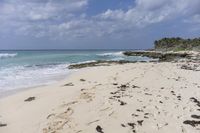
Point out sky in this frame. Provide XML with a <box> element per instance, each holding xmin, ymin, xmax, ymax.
<box><xmin>0</xmin><ymin>0</ymin><xmax>200</xmax><ymax>50</ymax></box>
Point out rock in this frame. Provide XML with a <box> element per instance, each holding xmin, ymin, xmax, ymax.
<box><xmin>145</xmin><ymin>93</ymin><xmax>152</xmax><ymax>96</ymax></box>
<box><xmin>137</xmin><ymin>120</ymin><xmax>144</xmax><ymax>126</ymax></box>
<box><xmin>136</xmin><ymin>109</ymin><xmax>143</xmax><ymax>112</ymax></box>
<box><xmin>119</xmin><ymin>84</ymin><xmax>129</xmax><ymax>88</ymax></box>
<box><xmin>132</xmin><ymin>85</ymin><xmax>140</xmax><ymax>88</ymax></box>
<box><xmin>121</xmin><ymin>124</ymin><xmax>126</xmax><ymax>127</ymax></box>
<box><xmin>0</xmin><ymin>123</ymin><xmax>7</xmax><ymax>127</ymax></box>
<box><xmin>132</xmin><ymin>114</ymin><xmax>139</xmax><ymax>117</ymax></box>
<box><xmin>181</xmin><ymin>64</ymin><xmax>200</xmax><ymax>71</ymax></box>
<box><xmin>191</xmin><ymin>115</ymin><xmax>200</xmax><ymax>119</ymax></box>
<box><xmin>183</xmin><ymin>120</ymin><xmax>200</xmax><ymax>127</ymax></box>
<box><xmin>177</xmin><ymin>96</ymin><xmax>181</xmax><ymax>100</ymax></box>
<box><xmin>120</xmin><ymin>101</ymin><xmax>127</xmax><ymax>106</ymax></box>
<box><xmin>113</xmin><ymin>83</ymin><xmax>118</xmax><ymax>86</ymax></box>
<box><xmin>123</xmin><ymin>51</ymin><xmax>189</xmax><ymax>61</ymax></box>
<box><xmin>80</xmin><ymin>79</ymin><xmax>86</xmax><ymax>82</ymax></box>
<box><xmin>123</xmin><ymin>51</ymin><xmax>163</xmax><ymax>59</ymax></box>
<box><xmin>68</xmin><ymin>60</ymin><xmax>135</xmax><ymax>69</ymax></box>
<box><xmin>64</xmin><ymin>83</ymin><xmax>74</xmax><ymax>86</ymax></box>
<box><xmin>190</xmin><ymin>97</ymin><xmax>200</xmax><ymax>107</ymax></box>
<box><xmin>24</xmin><ymin>97</ymin><xmax>35</xmax><ymax>102</ymax></box>
<box><xmin>127</xmin><ymin>123</ymin><xmax>136</xmax><ymax>129</ymax></box>
<box><xmin>96</xmin><ymin>125</ymin><xmax>104</xmax><ymax>133</ymax></box>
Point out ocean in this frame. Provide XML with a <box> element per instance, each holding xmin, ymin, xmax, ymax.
<box><xmin>0</xmin><ymin>50</ymin><xmax>150</xmax><ymax>95</ymax></box>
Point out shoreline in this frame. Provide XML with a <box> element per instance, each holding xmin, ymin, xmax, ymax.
<box><xmin>1</xmin><ymin>61</ymin><xmax>200</xmax><ymax>133</ymax></box>
<box><xmin>0</xmin><ymin>68</ymin><xmax>77</xmax><ymax>99</ymax></box>
<box><xmin>0</xmin><ymin>59</ymin><xmax>154</xmax><ymax>99</ymax></box>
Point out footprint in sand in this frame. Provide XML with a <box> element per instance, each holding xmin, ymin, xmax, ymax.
<box><xmin>79</xmin><ymin>92</ymin><xmax>95</xmax><ymax>102</ymax></box>
<box><xmin>43</xmin><ymin>107</ymin><xmax>74</xmax><ymax>133</ymax></box>
<box><xmin>59</xmin><ymin>101</ymin><xmax>78</xmax><ymax>108</ymax></box>
<box><xmin>43</xmin><ymin>100</ymin><xmax>79</xmax><ymax>133</ymax></box>
<box><xmin>156</xmin><ymin>122</ymin><xmax>169</xmax><ymax>130</ymax></box>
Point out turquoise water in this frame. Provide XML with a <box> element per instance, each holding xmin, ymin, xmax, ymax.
<box><xmin>0</xmin><ymin>50</ymin><xmax>149</xmax><ymax>94</ymax></box>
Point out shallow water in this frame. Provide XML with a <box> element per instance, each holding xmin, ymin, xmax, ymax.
<box><xmin>0</xmin><ymin>50</ymin><xmax>150</xmax><ymax>94</ymax></box>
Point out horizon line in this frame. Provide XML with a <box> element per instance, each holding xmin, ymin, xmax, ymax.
<box><xmin>0</xmin><ymin>48</ymin><xmax>150</xmax><ymax>51</ymax></box>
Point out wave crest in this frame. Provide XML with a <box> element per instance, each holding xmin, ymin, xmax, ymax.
<box><xmin>97</xmin><ymin>51</ymin><xmax>124</xmax><ymax>56</ymax></box>
<box><xmin>0</xmin><ymin>53</ymin><xmax>18</xmax><ymax>59</ymax></box>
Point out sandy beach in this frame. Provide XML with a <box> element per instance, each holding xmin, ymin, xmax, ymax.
<box><xmin>0</xmin><ymin>62</ymin><xmax>200</xmax><ymax>133</ymax></box>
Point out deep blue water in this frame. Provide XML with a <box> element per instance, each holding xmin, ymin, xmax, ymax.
<box><xmin>0</xmin><ymin>50</ymin><xmax>149</xmax><ymax>93</ymax></box>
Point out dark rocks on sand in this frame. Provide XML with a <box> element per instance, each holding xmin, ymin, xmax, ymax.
<box><xmin>121</xmin><ymin>124</ymin><xmax>126</xmax><ymax>127</ymax></box>
<box><xmin>181</xmin><ymin>64</ymin><xmax>194</xmax><ymax>71</ymax></box>
<box><xmin>0</xmin><ymin>123</ymin><xmax>7</xmax><ymax>127</ymax></box>
<box><xmin>113</xmin><ymin>83</ymin><xmax>118</xmax><ymax>86</ymax></box>
<box><xmin>113</xmin><ymin>96</ymin><xmax>120</xmax><ymax>99</ymax></box>
<box><xmin>181</xmin><ymin>64</ymin><xmax>200</xmax><ymax>71</ymax></box>
<box><xmin>132</xmin><ymin>85</ymin><xmax>140</xmax><ymax>88</ymax></box>
<box><xmin>132</xmin><ymin>114</ymin><xmax>139</xmax><ymax>117</ymax></box>
<box><xmin>191</xmin><ymin>115</ymin><xmax>200</xmax><ymax>119</ymax></box>
<box><xmin>123</xmin><ymin>51</ymin><xmax>189</xmax><ymax>61</ymax></box>
<box><xmin>183</xmin><ymin>120</ymin><xmax>200</xmax><ymax>127</ymax></box>
<box><xmin>64</xmin><ymin>83</ymin><xmax>74</xmax><ymax>86</ymax></box>
<box><xmin>127</xmin><ymin>122</ymin><xmax>136</xmax><ymax>129</ymax></box>
<box><xmin>171</xmin><ymin>91</ymin><xmax>176</xmax><ymax>96</ymax></box>
<box><xmin>177</xmin><ymin>96</ymin><xmax>181</xmax><ymax>100</ymax></box>
<box><xmin>96</xmin><ymin>125</ymin><xmax>104</xmax><ymax>133</ymax></box>
<box><xmin>190</xmin><ymin>97</ymin><xmax>200</xmax><ymax>107</ymax></box>
<box><xmin>137</xmin><ymin>120</ymin><xmax>144</xmax><ymax>126</ymax></box>
<box><xmin>145</xmin><ymin>93</ymin><xmax>152</xmax><ymax>96</ymax></box>
<box><xmin>119</xmin><ymin>84</ymin><xmax>129</xmax><ymax>88</ymax></box>
<box><xmin>120</xmin><ymin>101</ymin><xmax>127</xmax><ymax>106</ymax></box>
<box><xmin>24</xmin><ymin>97</ymin><xmax>35</xmax><ymax>102</ymax></box>
<box><xmin>80</xmin><ymin>79</ymin><xmax>86</xmax><ymax>82</ymax></box>
<box><xmin>68</xmin><ymin>60</ymin><xmax>134</xmax><ymax>69</ymax></box>
<box><xmin>136</xmin><ymin>109</ymin><xmax>143</xmax><ymax>112</ymax></box>
<box><xmin>127</xmin><ymin>122</ymin><xmax>136</xmax><ymax>132</ymax></box>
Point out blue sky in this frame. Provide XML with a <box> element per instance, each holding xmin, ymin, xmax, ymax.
<box><xmin>0</xmin><ymin>0</ymin><xmax>200</xmax><ymax>50</ymax></box>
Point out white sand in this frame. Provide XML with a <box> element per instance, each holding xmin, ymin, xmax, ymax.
<box><xmin>0</xmin><ymin>62</ymin><xmax>200</xmax><ymax>133</ymax></box>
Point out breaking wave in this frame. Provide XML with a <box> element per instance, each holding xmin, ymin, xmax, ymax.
<box><xmin>97</xmin><ymin>51</ymin><xmax>124</xmax><ymax>57</ymax></box>
<box><xmin>0</xmin><ymin>53</ymin><xmax>18</xmax><ymax>59</ymax></box>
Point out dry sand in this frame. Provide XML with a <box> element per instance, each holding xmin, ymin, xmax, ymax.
<box><xmin>0</xmin><ymin>62</ymin><xmax>200</xmax><ymax>133</ymax></box>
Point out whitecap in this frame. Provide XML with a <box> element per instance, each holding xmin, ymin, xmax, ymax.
<box><xmin>0</xmin><ymin>53</ymin><xmax>18</xmax><ymax>59</ymax></box>
<box><xmin>97</xmin><ymin>51</ymin><xmax>124</xmax><ymax>57</ymax></box>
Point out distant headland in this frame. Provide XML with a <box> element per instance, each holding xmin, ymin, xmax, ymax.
<box><xmin>154</xmin><ymin>37</ymin><xmax>200</xmax><ymax>51</ymax></box>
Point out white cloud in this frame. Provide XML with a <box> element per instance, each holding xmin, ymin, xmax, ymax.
<box><xmin>0</xmin><ymin>0</ymin><xmax>88</xmax><ymax>21</ymax></box>
<box><xmin>0</xmin><ymin>0</ymin><xmax>200</xmax><ymax>39</ymax></box>
<box><xmin>99</xmin><ymin>0</ymin><xmax>200</xmax><ymax>27</ymax></box>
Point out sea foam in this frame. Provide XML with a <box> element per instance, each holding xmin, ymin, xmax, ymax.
<box><xmin>0</xmin><ymin>53</ymin><xmax>18</xmax><ymax>59</ymax></box>
<box><xmin>97</xmin><ymin>51</ymin><xmax>124</xmax><ymax>56</ymax></box>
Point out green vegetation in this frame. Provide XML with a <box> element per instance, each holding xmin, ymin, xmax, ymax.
<box><xmin>154</xmin><ymin>37</ymin><xmax>200</xmax><ymax>51</ymax></box>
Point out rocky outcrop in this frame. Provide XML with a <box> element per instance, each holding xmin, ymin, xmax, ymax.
<box><xmin>123</xmin><ymin>51</ymin><xmax>163</xmax><ymax>58</ymax></box>
<box><xmin>123</xmin><ymin>51</ymin><xmax>189</xmax><ymax>61</ymax></box>
<box><xmin>68</xmin><ymin>60</ymin><xmax>136</xmax><ymax>69</ymax></box>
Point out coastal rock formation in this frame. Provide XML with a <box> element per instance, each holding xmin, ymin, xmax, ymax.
<box><xmin>68</xmin><ymin>60</ymin><xmax>135</xmax><ymax>69</ymax></box>
<box><xmin>123</xmin><ymin>51</ymin><xmax>189</xmax><ymax>61</ymax></box>
<box><xmin>123</xmin><ymin>37</ymin><xmax>200</xmax><ymax>62</ymax></box>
